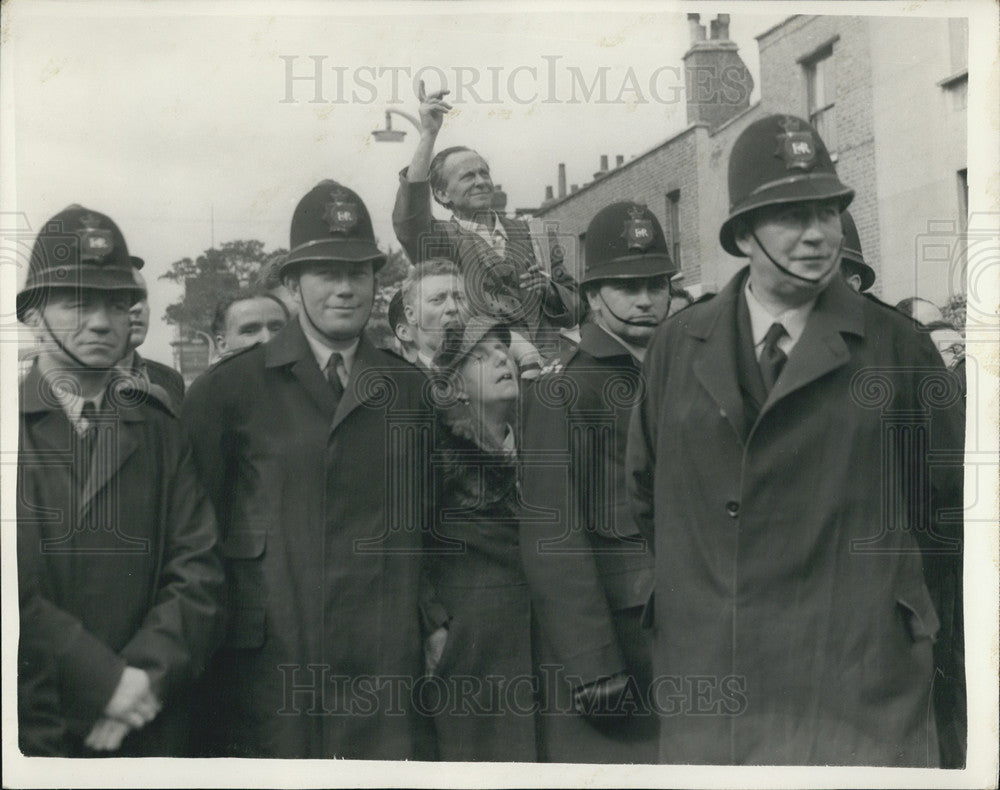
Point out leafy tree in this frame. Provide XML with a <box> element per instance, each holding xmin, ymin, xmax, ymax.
<box><xmin>160</xmin><ymin>241</ymin><xmax>287</xmax><ymax>340</ymax></box>
<box><xmin>161</xmin><ymin>239</ymin><xmax>411</xmax><ymax>346</ymax></box>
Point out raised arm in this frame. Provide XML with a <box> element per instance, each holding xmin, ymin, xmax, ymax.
<box><xmin>392</xmin><ymin>82</ymin><xmax>453</xmax><ymax>263</ymax></box>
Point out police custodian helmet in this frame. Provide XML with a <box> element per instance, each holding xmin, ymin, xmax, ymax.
<box><xmin>582</xmin><ymin>201</ymin><xmax>678</xmax><ymax>284</ymax></box>
<box><xmin>719</xmin><ymin>114</ymin><xmax>854</xmax><ymax>258</ymax></box>
<box><xmin>280</xmin><ymin>180</ymin><xmax>386</xmax><ymax>277</ymax></box>
<box><xmin>839</xmin><ymin>209</ymin><xmax>875</xmax><ymax>291</ymax></box>
<box><xmin>16</xmin><ymin>204</ymin><xmax>145</xmax><ymax>322</ymax></box>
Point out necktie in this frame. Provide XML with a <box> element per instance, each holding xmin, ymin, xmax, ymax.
<box><xmin>759</xmin><ymin>322</ymin><xmax>787</xmax><ymax>392</ymax></box>
<box><xmin>77</xmin><ymin>401</ymin><xmax>99</xmax><ymax>464</ymax></box>
<box><xmin>325</xmin><ymin>352</ymin><xmax>345</xmax><ymax>400</ymax></box>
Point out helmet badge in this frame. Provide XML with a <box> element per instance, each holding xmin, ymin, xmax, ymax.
<box><xmin>78</xmin><ymin>213</ymin><xmax>115</xmax><ymax>263</ymax></box>
<box><xmin>622</xmin><ymin>203</ymin><xmax>654</xmax><ymax>252</ymax></box>
<box><xmin>323</xmin><ymin>188</ymin><xmax>359</xmax><ymax>235</ymax></box>
<box><xmin>775</xmin><ymin>116</ymin><xmax>817</xmax><ymax>172</ymax></box>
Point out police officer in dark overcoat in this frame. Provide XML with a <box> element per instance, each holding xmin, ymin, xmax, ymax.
<box><xmin>17</xmin><ymin>205</ymin><xmax>224</xmax><ymax>756</ymax></box>
<box><xmin>520</xmin><ymin>202</ymin><xmax>675</xmax><ymax>762</ymax></box>
<box><xmin>182</xmin><ymin>181</ymin><xmax>441</xmax><ymax>759</ymax></box>
<box><xmin>627</xmin><ymin>115</ymin><xmax>964</xmax><ymax>765</ymax></box>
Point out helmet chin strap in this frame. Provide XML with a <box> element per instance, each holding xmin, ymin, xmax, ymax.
<box><xmin>751</xmin><ymin>231</ymin><xmax>844</xmax><ymax>285</ymax></box>
<box><xmin>596</xmin><ymin>291</ymin><xmax>659</xmax><ymax>327</ymax></box>
<box><xmin>40</xmin><ymin>313</ymin><xmax>123</xmax><ymax>372</ymax></box>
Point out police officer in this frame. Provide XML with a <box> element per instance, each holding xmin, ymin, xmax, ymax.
<box><xmin>181</xmin><ymin>181</ymin><xmax>439</xmax><ymax>759</ymax></box>
<box><xmin>839</xmin><ymin>210</ymin><xmax>876</xmax><ymax>292</ymax></box>
<box><xmin>118</xmin><ymin>267</ymin><xmax>186</xmax><ymax>409</ymax></box>
<box><xmin>627</xmin><ymin>115</ymin><xmax>964</xmax><ymax>765</ymax></box>
<box><xmin>17</xmin><ymin>205</ymin><xmax>223</xmax><ymax>756</ymax></box>
<box><xmin>520</xmin><ymin>202</ymin><xmax>674</xmax><ymax>763</ymax></box>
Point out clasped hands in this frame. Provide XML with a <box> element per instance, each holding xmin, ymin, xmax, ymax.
<box><xmin>84</xmin><ymin>666</ymin><xmax>161</xmax><ymax>752</ymax></box>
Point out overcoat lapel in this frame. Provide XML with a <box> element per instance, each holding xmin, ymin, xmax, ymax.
<box><xmin>331</xmin><ymin>336</ymin><xmax>385</xmax><ymax>435</ymax></box>
<box><xmin>760</xmin><ymin>275</ymin><xmax>865</xmax><ymax>418</ymax></box>
<box><xmin>79</xmin><ymin>401</ymin><xmax>141</xmax><ymax>521</ymax></box>
<box><xmin>687</xmin><ymin>270</ymin><xmax>750</xmax><ymax>442</ymax></box>
<box><xmin>265</xmin><ymin>320</ymin><xmax>340</xmax><ymax>420</ymax></box>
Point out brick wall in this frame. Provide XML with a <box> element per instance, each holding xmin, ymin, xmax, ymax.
<box><xmin>534</xmin><ymin>126</ymin><xmax>702</xmax><ymax>284</ymax></box>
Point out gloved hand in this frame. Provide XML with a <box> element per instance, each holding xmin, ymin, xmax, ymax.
<box><xmin>572</xmin><ymin>673</ymin><xmax>635</xmax><ymax>718</ymax></box>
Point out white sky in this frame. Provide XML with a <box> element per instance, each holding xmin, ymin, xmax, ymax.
<box><xmin>3</xmin><ymin>1</ymin><xmax>787</xmax><ymax>363</ymax></box>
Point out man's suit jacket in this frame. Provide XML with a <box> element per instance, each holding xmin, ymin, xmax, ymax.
<box><xmin>392</xmin><ymin>171</ymin><xmax>579</xmax><ymax>351</ymax></box>
<box><xmin>627</xmin><ymin>269</ymin><xmax>964</xmax><ymax>766</ymax></box>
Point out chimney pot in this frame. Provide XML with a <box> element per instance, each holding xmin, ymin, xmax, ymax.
<box><xmin>687</xmin><ymin>13</ymin><xmax>705</xmax><ymax>43</ymax></box>
<box><xmin>558</xmin><ymin>163</ymin><xmax>567</xmax><ymax>198</ymax></box>
<box><xmin>600</xmin><ymin>154</ymin><xmax>609</xmax><ymax>171</ymax></box>
<box><xmin>616</xmin><ymin>155</ymin><xmax>624</xmax><ymax>167</ymax></box>
<box><xmin>544</xmin><ymin>185</ymin><xmax>554</xmax><ymax>201</ymax></box>
<box><xmin>571</xmin><ymin>184</ymin><xmax>579</xmax><ymax>194</ymax></box>
<box><xmin>717</xmin><ymin>14</ymin><xmax>730</xmax><ymax>40</ymax></box>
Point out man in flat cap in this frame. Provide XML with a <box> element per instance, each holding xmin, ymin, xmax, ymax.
<box><xmin>182</xmin><ymin>181</ymin><xmax>439</xmax><ymax>759</ymax></box>
<box><xmin>627</xmin><ymin>115</ymin><xmax>964</xmax><ymax>766</ymax></box>
<box><xmin>16</xmin><ymin>205</ymin><xmax>223</xmax><ymax>756</ymax></box>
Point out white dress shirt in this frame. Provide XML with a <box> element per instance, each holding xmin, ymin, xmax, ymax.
<box><xmin>744</xmin><ymin>278</ymin><xmax>816</xmax><ymax>360</ymax></box>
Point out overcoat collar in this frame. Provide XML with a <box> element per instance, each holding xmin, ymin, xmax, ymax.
<box><xmin>264</xmin><ymin>317</ymin><xmax>388</xmax><ymax>435</ymax></box>
<box><xmin>578</xmin><ymin>321</ymin><xmax>638</xmax><ymax>362</ymax></box>
<box><xmin>20</xmin><ymin>362</ymin><xmax>146</xmax><ymax>519</ymax></box>
<box><xmin>686</xmin><ymin>267</ymin><xmax>865</xmax><ymax>440</ymax></box>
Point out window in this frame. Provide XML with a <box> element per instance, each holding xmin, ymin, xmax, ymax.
<box><xmin>803</xmin><ymin>44</ymin><xmax>837</xmax><ymax>155</ymax></box>
<box><xmin>665</xmin><ymin>190</ymin><xmax>681</xmax><ymax>269</ymax></box>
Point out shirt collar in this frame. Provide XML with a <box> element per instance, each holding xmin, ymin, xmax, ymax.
<box><xmin>302</xmin><ymin>328</ymin><xmax>359</xmax><ymax>377</ymax></box>
<box><xmin>50</xmin><ymin>380</ymin><xmax>105</xmax><ymax>431</ymax></box>
<box><xmin>744</xmin><ymin>277</ymin><xmax>816</xmax><ymax>350</ymax></box>
<box><xmin>591</xmin><ymin>321</ymin><xmax>647</xmax><ymax>362</ymax></box>
<box><xmin>416</xmin><ymin>350</ymin><xmax>437</xmax><ymax>371</ymax></box>
<box><xmin>453</xmin><ymin>211</ymin><xmax>507</xmax><ymax>240</ymax></box>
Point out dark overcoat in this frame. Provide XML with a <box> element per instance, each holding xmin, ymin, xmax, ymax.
<box><xmin>425</xmin><ymin>418</ymin><xmax>536</xmax><ymax>761</ymax></box>
<box><xmin>17</xmin><ymin>364</ymin><xmax>224</xmax><ymax>756</ymax></box>
<box><xmin>520</xmin><ymin>322</ymin><xmax>658</xmax><ymax>763</ymax></box>
<box><xmin>181</xmin><ymin>320</ymin><xmax>438</xmax><ymax>759</ymax></box>
<box><xmin>626</xmin><ymin>269</ymin><xmax>964</xmax><ymax>766</ymax></box>
<box><xmin>134</xmin><ymin>351</ymin><xmax>186</xmax><ymax>411</ymax></box>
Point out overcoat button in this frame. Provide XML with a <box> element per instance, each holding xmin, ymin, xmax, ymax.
<box><xmin>726</xmin><ymin>501</ymin><xmax>740</xmax><ymax>517</ymax></box>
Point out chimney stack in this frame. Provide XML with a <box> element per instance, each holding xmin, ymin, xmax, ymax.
<box><xmin>615</xmin><ymin>154</ymin><xmax>624</xmax><ymax>167</ymax></box>
<box><xmin>687</xmin><ymin>14</ymin><xmax>705</xmax><ymax>42</ymax></box>
<box><xmin>571</xmin><ymin>184</ymin><xmax>579</xmax><ymax>194</ymax></box>
<box><xmin>558</xmin><ymin>163</ymin><xmax>567</xmax><ymax>198</ymax></box>
<box><xmin>544</xmin><ymin>185</ymin><xmax>554</xmax><ymax>202</ymax></box>
<box><xmin>594</xmin><ymin>154</ymin><xmax>610</xmax><ymax>180</ymax></box>
<box><xmin>491</xmin><ymin>184</ymin><xmax>507</xmax><ymax>212</ymax></box>
<box><xmin>682</xmin><ymin>13</ymin><xmax>753</xmax><ymax>131</ymax></box>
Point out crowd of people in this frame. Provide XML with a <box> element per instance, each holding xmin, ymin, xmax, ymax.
<box><xmin>17</xmin><ymin>97</ymin><xmax>966</xmax><ymax>767</ymax></box>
